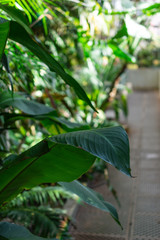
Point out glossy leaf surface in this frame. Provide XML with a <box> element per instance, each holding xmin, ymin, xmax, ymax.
<box><xmin>50</xmin><ymin>126</ymin><xmax>131</xmax><ymax>176</ymax></box>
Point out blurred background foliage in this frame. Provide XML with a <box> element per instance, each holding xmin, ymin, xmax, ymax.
<box><xmin>0</xmin><ymin>0</ymin><xmax>160</xmax><ymax>238</ymax></box>
<box><xmin>0</xmin><ymin>185</ymin><xmax>79</xmax><ymax>239</ymax></box>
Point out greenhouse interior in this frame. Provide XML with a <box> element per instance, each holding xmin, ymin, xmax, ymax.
<box><xmin>0</xmin><ymin>0</ymin><xmax>160</xmax><ymax>239</ymax></box>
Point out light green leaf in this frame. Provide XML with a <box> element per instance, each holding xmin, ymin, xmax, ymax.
<box><xmin>0</xmin><ymin>21</ymin><xmax>9</xmax><ymax>61</ymax></box>
<box><xmin>108</xmin><ymin>41</ymin><xmax>136</xmax><ymax>63</ymax></box>
<box><xmin>59</xmin><ymin>180</ymin><xmax>122</xmax><ymax>227</ymax></box>
<box><xmin>50</xmin><ymin>126</ymin><xmax>131</xmax><ymax>176</ymax></box>
<box><xmin>0</xmin><ymin>222</ymin><xmax>56</xmax><ymax>240</ymax></box>
<box><xmin>142</xmin><ymin>3</ymin><xmax>160</xmax><ymax>15</ymax></box>
<box><xmin>0</xmin><ymin>91</ymin><xmax>53</xmax><ymax>115</ymax></box>
<box><xmin>0</xmin><ymin>3</ymin><xmax>32</xmax><ymax>35</ymax></box>
<box><xmin>8</xmin><ymin>21</ymin><xmax>96</xmax><ymax>112</ymax></box>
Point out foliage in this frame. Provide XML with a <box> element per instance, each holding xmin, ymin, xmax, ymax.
<box><xmin>0</xmin><ymin>3</ymin><xmax>131</xmax><ymax>237</ymax></box>
<box><xmin>0</xmin><ymin>186</ymin><xmax>75</xmax><ymax>238</ymax></box>
<box><xmin>137</xmin><ymin>45</ymin><xmax>160</xmax><ymax>67</ymax></box>
<box><xmin>0</xmin><ymin>0</ymin><xmax>158</xmax><ymax>239</ymax></box>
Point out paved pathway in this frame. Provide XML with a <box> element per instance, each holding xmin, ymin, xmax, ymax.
<box><xmin>71</xmin><ymin>91</ymin><xmax>160</xmax><ymax>240</ymax></box>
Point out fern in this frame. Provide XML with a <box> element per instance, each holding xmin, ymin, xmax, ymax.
<box><xmin>6</xmin><ymin>186</ymin><xmax>77</xmax><ymax>207</ymax></box>
<box><xmin>0</xmin><ymin>206</ymin><xmax>68</xmax><ymax>237</ymax></box>
<box><xmin>0</xmin><ymin>0</ymin><xmax>73</xmax><ymax>35</ymax></box>
<box><xmin>0</xmin><ymin>186</ymin><xmax>76</xmax><ymax>238</ymax></box>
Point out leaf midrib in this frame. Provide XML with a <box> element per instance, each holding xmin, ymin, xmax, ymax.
<box><xmin>0</xmin><ymin>143</ymin><xmax>58</xmax><ymax>204</ymax></box>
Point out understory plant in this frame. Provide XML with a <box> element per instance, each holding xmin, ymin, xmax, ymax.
<box><xmin>0</xmin><ymin>186</ymin><xmax>76</xmax><ymax>239</ymax></box>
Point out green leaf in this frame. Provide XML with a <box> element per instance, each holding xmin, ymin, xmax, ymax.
<box><xmin>48</xmin><ymin>116</ymin><xmax>90</xmax><ymax>132</ymax></box>
<box><xmin>34</xmin><ymin>114</ymin><xmax>89</xmax><ymax>131</ymax></box>
<box><xmin>0</xmin><ymin>140</ymin><xmax>95</xmax><ymax>205</ymax></box>
<box><xmin>113</xmin><ymin>23</ymin><xmax>128</xmax><ymax>39</ymax></box>
<box><xmin>8</xmin><ymin>21</ymin><xmax>96</xmax><ymax>112</ymax></box>
<box><xmin>59</xmin><ymin>180</ymin><xmax>122</xmax><ymax>227</ymax></box>
<box><xmin>50</xmin><ymin>126</ymin><xmax>131</xmax><ymax>176</ymax></box>
<box><xmin>2</xmin><ymin>111</ymin><xmax>89</xmax><ymax>133</ymax></box>
<box><xmin>0</xmin><ymin>127</ymin><xmax>130</xmax><ymax>205</ymax></box>
<box><xmin>142</xmin><ymin>3</ymin><xmax>160</xmax><ymax>15</ymax></box>
<box><xmin>0</xmin><ymin>222</ymin><xmax>56</xmax><ymax>240</ymax></box>
<box><xmin>108</xmin><ymin>41</ymin><xmax>136</xmax><ymax>63</ymax></box>
<box><xmin>0</xmin><ymin>21</ymin><xmax>10</xmax><ymax>61</ymax></box>
<box><xmin>2</xmin><ymin>112</ymin><xmax>89</xmax><ymax>133</ymax></box>
<box><xmin>0</xmin><ymin>91</ymin><xmax>53</xmax><ymax>115</ymax></box>
<box><xmin>0</xmin><ymin>4</ymin><xmax>32</xmax><ymax>35</ymax></box>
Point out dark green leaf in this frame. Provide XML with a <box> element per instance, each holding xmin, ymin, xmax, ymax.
<box><xmin>0</xmin><ymin>236</ymin><xmax>8</xmax><ymax>240</ymax></box>
<box><xmin>0</xmin><ymin>4</ymin><xmax>32</xmax><ymax>35</ymax></box>
<box><xmin>50</xmin><ymin>116</ymin><xmax>90</xmax><ymax>131</ymax></box>
<box><xmin>59</xmin><ymin>180</ymin><xmax>122</xmax><ymax>227</ymax></box>
<box><xmin>50</xmin><ymin>126</ymin><xmax>131</xmax><ymax>176</ymax></box>
<box><xmin>8</xmin><ymin>21</ymin><xmax>96</xmax><ymax>111</ymax></box>
<box><xmin>0</xmin><ymin>140</ymin><xmax>95</xmax><ymax>205</ymax></box>
<box><xmin>0</xmin><ymin>91</ymin><xmax>53</xmax><ymax>115</ymax></box>
<box><xmin>0</xmin><ymin>21</ymin><xmax>10</xmax><ymax>61</ymax></box>
<box><xmin>0</xmin><ymin>222</ymin><xmax>56</xmax><ymax>240</ymax></box>
<box><xmin>3</xmin><ymin>112</ymin><xmax>89</xmax><ymax>132</ymax></box>
<box><xmin>1</xmin><ymin>53</ymin><xmax>10</xmax><ymax>73</ymax></box>
<box><xmin>113</xmin><ymin>23</ymin><xmax>128</xmax><ymax>39</ymax></box>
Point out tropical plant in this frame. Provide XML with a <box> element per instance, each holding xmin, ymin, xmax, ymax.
<box><xmin>0</xmin><ymin>0</ymin><xmax>158</xmax><ymax>239</ymax></box>
<box><xmin>0</xmin><ymin>3</ymin><xmax>131</xmax><ymax>238</ymax></box>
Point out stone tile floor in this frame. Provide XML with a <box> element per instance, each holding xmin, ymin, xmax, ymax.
<box><xmin>70</xmin><ymin>91</ymin><xmax>160</xmax><ymax>240</ymax></box>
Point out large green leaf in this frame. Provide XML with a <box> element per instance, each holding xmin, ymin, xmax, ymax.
<box><xmin>0</xmin><ymin>91</ymin><xmax>53</xmax><ymax>115</ymax></box>
<box><xmin>0</xmin><ymin>222</ymin><xmax>56</xmax><ymax>240</ymax></box>
<box><xmin>0</xmin><ymin>127</ymin><xmax>130</xmax><ymax>227</ymax></box>
<box><xmin>8</xmin><ymin>20</ymin><xmax>96</xmax><ymax>111</ymax></box>
<box><xmin>0</xmin><ymin>3</ymin><xmax>32</xmax><ymax>35</ymax></box>
<box><xmin>0</xmin><ymin>21</ymin><xmax>9</xmax><ymax>61</ymax></box>
<box><xmin>0</xmin><ymin>140</ymin><xmax>95</xmax><ymax>205</ymax></box>
<box><xmin>59</xmin><ymin>180</ymin><xmax>122</xmax><ymax>227</ymax></box>
<box><xmin>50</xmin><ymin>126</ymin><xmax>131</xmax><ymax>176</ymax></box>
